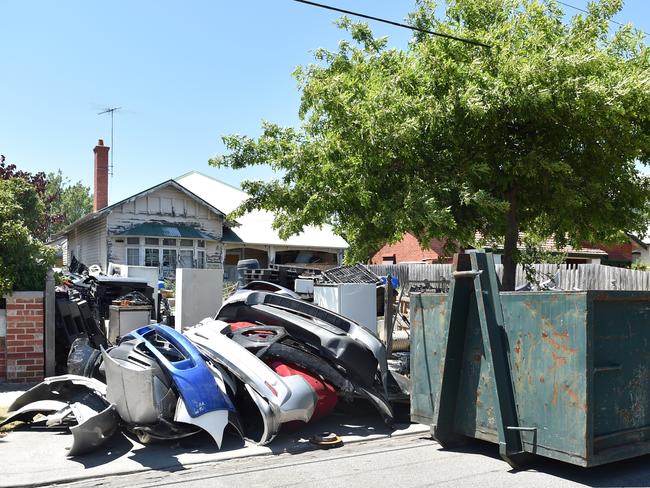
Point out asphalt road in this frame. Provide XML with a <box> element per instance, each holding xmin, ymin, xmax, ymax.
<box><xmin>54</xmin><ymin>433</ymin><xmax>650</xmax><ymax>488</ymax></box>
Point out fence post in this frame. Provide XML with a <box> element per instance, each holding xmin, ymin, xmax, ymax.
<box><xmin>44</xmin><ymin>269</ymin><xmax>56</xmax><ymax>377</ymax></box>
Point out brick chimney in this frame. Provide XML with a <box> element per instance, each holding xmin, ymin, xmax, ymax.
<box><xmin>93</xmin><ymin>139</ymin><xmax>109</xmax><ymax>211</ymax></box>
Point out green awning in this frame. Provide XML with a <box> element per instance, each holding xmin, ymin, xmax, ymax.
<box><xmin>221</xmin><ymin>226</ymin><xmax>243</xmax><ymax>243</ymax></box>
<box><xmin>114</xmin><ymin>223</ymin><xmax>218</xmax><ymax>241</ymax></box>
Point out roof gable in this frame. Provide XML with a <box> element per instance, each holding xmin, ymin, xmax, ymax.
<box><xmin>57</xmin><ymin>179</ymin><xmax>230</xmax><ymax>238</ymax></box>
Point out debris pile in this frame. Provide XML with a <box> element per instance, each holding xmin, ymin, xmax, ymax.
<box><xmin>0</xmin><ymin>291</ymin><xmax>397</xmax><ymax>456</ymax></box>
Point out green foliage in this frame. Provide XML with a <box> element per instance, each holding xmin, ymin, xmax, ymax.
<box><xmin>631</xmin><ymin>261</ymin><xmax>648</xmax><ymax>271</ymax></box>
<box><xmin>0</xmin><ymin>178</ymin><xmax>55</xmax><ymax>295</ymax></box>
<box><xmin>516</xmin><ymin>236</ymin><xmax>568</xmax><ymax>286</ymax></box>
<box><xmin>212</xmin><ymin>0</ymin><xmax>650</xmax><ymax>289</ymax></box>
<box><xmin>45</xmin><ymin>170</ymin><xmax>93</xmax><ymax>237</ymax></box>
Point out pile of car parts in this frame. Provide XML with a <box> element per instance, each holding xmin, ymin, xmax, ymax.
<box><xmin>0</xmin><ymin>376</ymin><xmax>118</xmax><ymax>456</ymax></box>
<box><xmin>3</xmin><ymin>291</ymin><xmax>396</xmax><ymax>457</ymax></box>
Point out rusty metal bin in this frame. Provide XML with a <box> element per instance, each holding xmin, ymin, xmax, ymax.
<box><xmin>411</xmin><ymin>252</ymin><xmax>650</xmax><ymax>467</ymax></box>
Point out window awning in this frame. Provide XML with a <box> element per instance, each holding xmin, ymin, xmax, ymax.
<box><xmin>113</xmin><ymin>223</ymin><xmax>219</xmax><ymax>241</ymax></box>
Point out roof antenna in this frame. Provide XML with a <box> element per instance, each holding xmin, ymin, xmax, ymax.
<box><xmin>97</xmin><ymin>107</ymin><xmax>121</xmax><ymax>177</ymax></box>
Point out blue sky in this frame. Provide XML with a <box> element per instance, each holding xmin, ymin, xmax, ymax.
<box><xmin>1</xmin><ymin>0</ymin><xmax>648</xmax><ymax>204</ymax></box>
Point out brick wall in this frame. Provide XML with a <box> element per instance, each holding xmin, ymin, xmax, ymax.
<box><xmin>0</xmin><ymin>336</ymin><xmax>6</xmax><ymax>381</ymax></box>
<box><xmin>2</xmin><ymin>292</ymin><xmax>44</xmax><ymax>383</ymax></box>
<box><xmin>371</xmin><ymin>233</ymin><xmax>452</xmax><ymax>264</ymax></box>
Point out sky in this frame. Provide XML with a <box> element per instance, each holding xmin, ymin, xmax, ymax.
<box><xmin>1</xmin><ymin>0</ymin><xmax>648</xmax><ymax>205</ymax></box>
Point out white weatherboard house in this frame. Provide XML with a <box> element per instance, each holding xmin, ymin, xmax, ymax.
<box><xmin>56</xmin><ymin>141</ymin><xmax>348</xmax><ymax>280</ymax></box>
<box><xmin>175</xmin><ymin>171</ymin><xmax>349</xmax><ymax>279</ymax></box>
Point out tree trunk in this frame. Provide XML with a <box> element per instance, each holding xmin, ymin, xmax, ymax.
<box><xmin>501</xmin><ymin>190</ymin><xmax>519</xmax><ymax>291</ymax></box>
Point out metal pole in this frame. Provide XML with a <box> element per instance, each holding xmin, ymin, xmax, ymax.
<box><xmin>44</xmin><ymin>269</ymin><xmax>56</xmax><ymax>377</ymax></box>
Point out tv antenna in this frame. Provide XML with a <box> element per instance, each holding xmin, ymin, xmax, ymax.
<box><xmin>97</xmin><ymin>107</ymin><xmax>121</xmax><ymax>177</ymax></box>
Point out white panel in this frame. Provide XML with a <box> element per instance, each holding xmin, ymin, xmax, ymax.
<box><xmin>185</xmin><ymin>200</ymin><xmax>196</xmax><ymax>217</ymax></box>
<box><xmin>135</xmin><ymin>197</ymin><xmax>147</xmax><ymax>213</ymax></box>
<box><xmin>176</xmin><ymin>268</ymin><xmax>223</xmax><ymax>330</ymax></box>
<box><xmin>148</xmin><ymin>196</ymin><xmax>161</xmax><ymax>214</ymax></box>
<box><xmin>313</xmin><ymin>285</ymin><xmax>341</xmax><ymax>313</ymax></box>
<box><xmin>314</xmin><ymin>283</ymin><xmax>376</xmax><ymax>332</ymax></box>
<box><xmin>172</xmin><ymin>198</ymin><xmax>185</xmax><ymax>215</ymax></box>
<box><xmin>339</xmin><ymin>283</ymin><xmax>376</xmax><ymax>332</ymax></box>
<box><xmin>123</xmin><ymin>201</ymin><xmax>135</xmax><ymax>213</ymax></box>
<box><xmin>161</xmin><ymin>198</ymin><xmax>173</xmax><ymax>214</ymax></box>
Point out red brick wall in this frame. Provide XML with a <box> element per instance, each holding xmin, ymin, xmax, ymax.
<box><xmin>371</xmin><ymin>233</ymin><xmax>453</xmax><ymax>264</ymax></box>
<box><xmin>0</xmin><ymin>335</ymin><xmax>6</xmax><ymax>381</ymax></box>
<box><xmin>2</xmin><ymin>292</ymin><xmax>44</xmax><ymax>383</ymax></box>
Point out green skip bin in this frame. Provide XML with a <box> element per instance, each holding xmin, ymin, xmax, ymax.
<box><xmin>410</xmin><ymin>251</ymin><xmax>650</xmax><ymax>467</ymax></box>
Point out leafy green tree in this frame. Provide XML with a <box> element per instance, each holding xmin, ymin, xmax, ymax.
<box><xmin>0</xmin><ymin>178</ymin><xmax>55</xmax><ymax>295</ymax></box>
<box><xmin>0</xmin><ymin>155</ymin><xmax>51</xmax><ymax>240</ymax></box>
<box><xmin>212</xmin><ymin>0</ymin><xmax>650</xmax><ymax>289</ymax></box>
<box><xmin>45</xmin><ymin>170</ymin><xmax>93</xmax><ymax>237</ymax></box>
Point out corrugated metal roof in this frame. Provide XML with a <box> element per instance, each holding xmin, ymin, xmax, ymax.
<box><xmin>175</xmin><ymin>171</ymin><xmax>349</xmax><ymax>250</ymax></box>
<box><xmin>221</xmin><ymin>226</ymin><xmax>243</xmax><ymax>243</ymax></box>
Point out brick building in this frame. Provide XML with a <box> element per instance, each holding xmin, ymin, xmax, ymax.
<box><xmin>371</xmin><ymin>233</ymin><xmax>452</xmax><ymax>264</ymax></box>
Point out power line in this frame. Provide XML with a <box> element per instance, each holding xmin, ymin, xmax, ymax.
<box><xmin>291</xmin><ymin>0</ymin><xmax>491</xmax><ymax>49</ymax></box>
<box><xmin>557</xmin><ymin>1</ymin><xmax>649</xmax><ymax>37</ymax></box>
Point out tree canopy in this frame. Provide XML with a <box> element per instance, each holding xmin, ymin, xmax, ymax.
<box><xmin>0</xmin><ymin>178</ymin><xmax>54</xmax><ymax>295</ymax></box>
<box><xmin>45</xmin><ymin>170</ymin><xmax>93</xmax><ymax>237</ymax></box>
<box><xmin>212</xmin><ymin>0</ymin><xmax>650</xmax><ymax>289</ymax></box>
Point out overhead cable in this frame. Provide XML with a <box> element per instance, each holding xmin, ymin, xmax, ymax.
<box><xmin>291</xmin><ymin>0</ymin><xmax>491</xmax><ymax>49</ymax></box>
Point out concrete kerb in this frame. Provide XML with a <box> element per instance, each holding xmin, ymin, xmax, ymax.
<box><xmin>0</xmin><ymin>418</ymin><xmax>429</xmax><ymax>488</ymax></box>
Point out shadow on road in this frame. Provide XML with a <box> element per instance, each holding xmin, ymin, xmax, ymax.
<box><xmin>436</xmin><ymin>437</ymin><xmax>650</xmax><ymax>487</ymax></box>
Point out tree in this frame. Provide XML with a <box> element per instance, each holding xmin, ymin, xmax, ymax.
<box><xmin>0</xmin><ymin>155</ymin><xmax>52</xmax><ymax>240</ymax></box>
<box><xmin>0</xmin><ymin>178</ymin><xmax>55</xmax><ymax>295</ymax></box>
<box><xmin>45</xmin><ymin>170</ymin><xmax>93</xmax><ymax>237</ymax></box>
<box><xmin>212</xmin><ymin>0</ymin><xmax>650</xmax><ymax>289</ymax></box>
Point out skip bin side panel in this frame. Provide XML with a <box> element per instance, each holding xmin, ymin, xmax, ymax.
<box><xmin>504</xmin><ymin>292</ymin><xmax>589</xmax><ymax>464</ymax></box>
<box><xmin>410</xmin><ymin>293</ymin><xmax>448</xmax><ymax>425</ymax></box>
<box><xmin>454</xmin><ymin>292</ymin><xmax>590</xmax><ymax>464</ymax></box>
<box><xmin>590</xmin><ymin>291</ymin><xmax>650</xmax><ymax>465</ymax></box>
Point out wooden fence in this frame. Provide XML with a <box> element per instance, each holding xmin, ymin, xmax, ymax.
<box><xmin>367</xmin><ymin>262</ymin><xmax>650</xmax><ymax>291</ymax></box>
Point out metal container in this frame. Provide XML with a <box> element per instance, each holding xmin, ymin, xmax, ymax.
<box><xmin>313</xmin><ymin>283</ymin><xmax>377</xmax><ymax>333</ymax></box>
<box><xmin>108</xmin><ymin>305</ymin><xmax>152</xmax><ymax>343</ymax></box>
<box><xmin>411</xmin><ymin>252</ymin><xmax>650</xmax><ymax>467</ymax></box>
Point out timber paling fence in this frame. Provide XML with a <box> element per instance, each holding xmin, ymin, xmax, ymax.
<box><xmin>367</xmin><ymin>262</ymin><xmax>650</xmax><ymax>291</ymax></box>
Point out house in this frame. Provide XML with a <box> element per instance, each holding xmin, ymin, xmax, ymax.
<box><xmin>371</xmin><ymin>234</ymin><xmax>453</xmax><ymax>264</ymax></box>
<box><xmin>371</xmin><ymin>232</ymin><xmax>611</xmax><ymax>265</ymax></box>
<box><xmin>56</xmin><ymin>140</ymin><xmax>348</xmax><ymax>279</ymax></box>
<box><xmin>175</xmin><ymin>171</ymin><xmax>349</xmax><ymax>279</ymax></box>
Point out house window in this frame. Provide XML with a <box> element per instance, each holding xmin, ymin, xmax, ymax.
<box><xmin>162</xmin><ymin>249</ymin><xmax>177</xmax><ymax>268</ymax></box>
<box><xmin>197</xmin><ymin>240</ymin><xmax>205</xmax><ymax>248</ymax></box>
<box><xmin>162</xmin><ymin>238</ymin><xmax>177</xmax><ymax>246</ymax></box>
<box><xmin>197</xmin><ymin>250</ymin><xmax>205</xmax><ymax>269</ymax></box>
<box><xmin>145</xmin><ymin>248</ymin><xmax>160</xmax><ymax>267</ymax></box>
<box><xmin>180</xmin><ymin>239</ymin><xmax>193</xmax><ymax>247</ymax></box>
<box><xmin>179</xmin><ymin>249</ymin><xmax>194</xmax><ymax>268</ymax></box>
<box><xmin>145</xmin><ymin>238</ymin><xmax>159</xmax><ymax>246</ymax></box>
<box><xmin>127</xmin><ymin>248</ymin><xmax>140</xmax><ymax>266</ymax></box>
<box><xmin>126</xmin><ymin>237</ymin><xmax>140</xmax><ymax>245</ymax></box>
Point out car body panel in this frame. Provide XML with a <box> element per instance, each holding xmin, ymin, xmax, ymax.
<box><xmin>184</xmin><ymin>320</ymin><xmax>317</xmax><ymax>425</ymax></box>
